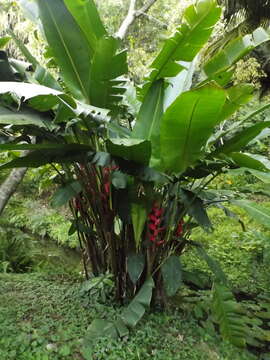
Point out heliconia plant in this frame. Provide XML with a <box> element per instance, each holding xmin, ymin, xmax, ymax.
<box><xmin>1</xmin><ymin>0</ymin><xmax>270</xmax><ymax>347</ymax></box>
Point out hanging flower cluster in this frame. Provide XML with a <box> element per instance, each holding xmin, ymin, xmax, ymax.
<box><xmin>148</xmin><ymin>202</ymin><xmax>166</xmax><ymax>246</ymax></box>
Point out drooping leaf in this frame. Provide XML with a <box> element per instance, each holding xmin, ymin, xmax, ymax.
<box><xmin>214</xmin><ymin>121</ymin><xmax>270</xmax><ymax>155</ymax></box>
<box><xmin>51</xmin><ymin>181</ymin><xmax>82</xmax><ymax>207</ymax></box>
<box><xmin>0</xmin><ymin>51</ymin><xmax>16</xmax><ymax>81</ymax></box>
<box><xmin>164</xmin><ymin>56</ymin><xmax>198</xmax><ymax>110</ymax></box>
<box><xmin>89</xmin><ymin>36</ymin><xmax>128</xmax><ymax>110</ymax></box>
<box><xmin>161</xmin><ymin>255</ymin><xmax>182</xmax><ymax>297</ymax></box>
<box><xmin>160</xmin><ymin>84</ymin><xmax>226</xmax><ymax>174</ymax></box>
<box><xmin>64</xmin><ymin>0</ymin><xmax>106</xmax><ymax>51</ymax></box>
<box><xmin>180</xmin><ymin>189</ymin><xmax>212</xmax><ymax>231</ymax></box>
<box><xmin>8</xmin><ymin>30</ymin><xmax>61</xmax><ymax>90</ymax></box>
<box><xmin>212</xmin><ymin>283</ymin><xmax>247</xmax><ymax>347</ymax></box>
<box><xmin>0</xmin><ymin>81</ymin><xmax>76</xmax><ymax>111</ymax></box>
<box><xmin>37</xmin><ymin>0</ymin><xmax>93</xmax><ymax>102</ymax></box>
<box><xmin>140</xmin><ymin>0</ymin><xmax>221</xmax><ymax>98</ymax></box>
<box><xmin>86</xmin><ymin>319</ymin><xmax>118</xmax><ymax>341</ymax></box>
<box><xmin>247</xmin><ymin>169</ymin><xmax>270</xmax><ymax>183</ymax></box>
<box><xmin>219</xmin><ymin>84</ymin><xmax>254</xmax><ymax>122</ymax></box>
<box><xmin>127</xmin><ymin>253</ymin><xmax>145</xmax><ymax>285</ymax></box>
<box><xmin>111</xmin><ymin>171</ymin><xmax>128</xmax><ymax>189</ymax></box>
<box><xmin>0</xmin><ymin>144</ymin><xmax>91</xmax><ymax>169</ymax></box>
<box><xmin>0</xmin><ymin>36</ymin><xmax>11</xmax><ymax>49</ymax></box>
<box><xmin>196</xmin><ymin>246</ymin><xmax>227</xmax><ymax>284</ymax></box>
<box><xmin>232</xmin><ymin>200</ymin><xmax>270</xmax><ymax>229</ymax></box>
<box><xmin>107</xmin><ymin>138</ymin><xmax>151</xmax><ymax>166</ymax></box>
<box><xmin>0</xmin><ymin>106</ymin><xmax>56</xmax><ymax>130</ymax></box>
<box><xmin>132</xmin><ymin>80</ymin><xmax>164</xmax><ymax>168</ymax></box>
<box><xmin>228</xmin><ymin>152</ymin><xmax>270</xmax><ymax>172</ymax></box>
<box><xmin>131</xmin><ymin>203</ymin><xmax>147</xmax><ymax>249</ymax></box>
<box><xmin>121</xmin><ymin>277</ymin><xmax>154</xmax><ymax>328</ymax></box>
<box><xmin>204</xmin><ymin>27</ymin><xmax>270</xmax><ymax>80</ymax></box>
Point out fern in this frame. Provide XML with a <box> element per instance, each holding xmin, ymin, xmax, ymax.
<box><xmin>212</xmin><ymin>283</ymin><xmax>248</xmax><ymax>347</ymax></box>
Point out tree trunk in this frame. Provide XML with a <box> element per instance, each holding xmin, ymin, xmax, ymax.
<box><xmin>115</xmin><ymin>0</ymin><xmax>158</xmax><ymax>40</ymax></box>
<box><xmin>0</xmin><ymin>167</ymin><xmax>27</xmax><ymax>215</ymax></box>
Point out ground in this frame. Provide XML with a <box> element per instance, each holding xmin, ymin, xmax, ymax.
<box><xmin>0</xmin><ymin>273</ymin><xmax>255</xmax><ymax>360</ymax></box>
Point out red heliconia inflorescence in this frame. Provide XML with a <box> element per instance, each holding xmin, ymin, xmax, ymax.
<box><xmin>147</xmin><ymin>202</ymin><xmax>166</xmax><ymax>246</ymax></box>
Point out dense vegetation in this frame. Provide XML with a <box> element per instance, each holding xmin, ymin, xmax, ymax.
<box><xmin>1</xmin><ymin>0</ymin><xmax>270</xmax><ymax>358</ymax></box>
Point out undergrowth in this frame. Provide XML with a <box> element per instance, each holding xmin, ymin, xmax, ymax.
<box><xmin>0</xmin><ymin>273</ymin><xmax>255</xmax><ymax>360</ymax></box>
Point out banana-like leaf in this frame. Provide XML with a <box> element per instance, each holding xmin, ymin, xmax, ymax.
<box><xmin>164</xmin><ymin>57</ymin><xmax>198</xmax><ymax>110</ymax></box>
<box><xmin>8</xmin><ymin>30</ymin><xmax>61</xmax><ymax>91</ymax></box>
<box><xmin>161</xmin><ymin>256</ymin><xmax>182</xmax><ymax>297</ymax></box>
<box><xmin>0</xmin><ymin>106</ymin><xmax>56</xmax><ymax>130</ymax></box>
<box><xmin>64</xmin><ymin>0</ymin><xmax>106</xmax><ymax>50</ymax></box>
<box><xmin>85</xmin><ymin>277</ymin><xmax>154</xmax><ymax>342</ymax></box>
<box><xmin>160</xmin><ymin>84</ymin><xmax>226</xmax><ymax>174</ymax></box>
<box><xmin>0</xmin><ymin>36</ymin><xmax>11</xmax><ymax>49</ymax></box>
<box><xmin>214</xmin><ymin>121</ymin><xmax>270</xmax><ymax>155</ymax></box>
<box><xmin>196</xmin><ymin>246</ymin><xmax>227</xmax><ymax>284</ymax></box>
<box><xmin>219</xmin><ymin>84</ymin><xmax>253</xmax><ymax>122</ymax></box>
<box><xmin>127</xmin><ymin>253</ymin><xmax>145</xmax><ymax>285</ymax></box>
<box><xmin>228</xmin><ymin>152</ymin><xmax>270</xmax><ymax>172</ymax></box>
<box><xmin>106</xmin><ymin>138</ymin><xmax>151</xmax><ymax>166</ymax></box>
<box><xmin>132</xmin><ymin>80</ymin><xmax>164</xmax><ymax>168</ymax></box>
<box><xmin>181</xmin><ymin>189</ymin><xmax>212</xmax><ymax>231</ymax></box>
<box><xmin>139</xmin><ymin>0</ymin><xmax>221</xmax><ymax>99</ymax></box>
<box><xmin>37</xmin><ymin>0</ymin><xmax>93</xmax><ymax>102</ymax></box>
<box><xmin>0</xmin><ymin>144</ymin><xmax>92</xmax><ymax>169</ymax></box>
<box><xmin>131</xmin><ymin>203</ymin><xmax>147</xmax><ymax>249</ymax></box>
<box><xmin>51</xmin><ymin>181</ymin><xmax>82</xmax><ymax>207</ymax></box>
<box><xmin>121</xmin><ymin>277</ymin><xmax>154</xmax><ymax>328</ymax></box>
<box><xmin>89</xmin><ymin>36</ymin><xmax>128</xmax><ymax>110</ymax></box>
<box><xmin>232</xmin><ymin>200</ymin><xmax>270</xmax><ymax>229</ymax></box>
<box><xmin>204</xmin><ymin>27</ymin><xmax>270</xmax><ymax>80</ymax></box>
<box><xmin>0</xmin><ymin>51</ymin><xmax>17</xmax><ymax>81</ymax></box>
<box><xmin>212</xmin><ymin>283</ymin><xmax>247</xmax><ymax>347</ymax></box>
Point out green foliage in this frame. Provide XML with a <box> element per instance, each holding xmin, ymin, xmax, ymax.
<box><xmin>182</xmin><ymin>206</ymin><xmax>270</xmax><ymax>293</ymax></box>
<box><xmin>0</xmin><ymin>273</ymin><xmax>256</xmax><ymax>360</ymax></box>
<box><xmin>212</xmin><ymin>283</ymin><xmax>247</xmax><ymax>347</ymax></box>
<box><xmin>0</xmin><ymin>226</ymin><xmax>34</xmax><ymax>273</ymax></box>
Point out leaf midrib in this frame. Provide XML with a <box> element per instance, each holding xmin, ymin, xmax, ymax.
<box><xmin>44</xmin><ymin>2</ymin><xmax>90</xmax><ymax>103</ymax></box>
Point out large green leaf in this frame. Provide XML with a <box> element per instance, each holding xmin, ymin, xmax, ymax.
<box><xmin>161</xmin><ymin>256</ymin><xmax>182</xmax><ymax>297</ymax></box>
<box><xmin>204</xmin><ymin>27</ymin><xmax>270</xmax><ymax>80</ymax></box>
<box><xmin>196</xmin><ymin>246</ymin><xmax>227</xmax><ymax>284</ymax></box>
<box><xmin>131</xmin><ymin>203</ymin><xmax>147</xmax><ymax>249</ymax></box>
<box><xmin>181</xmin><ymin>189</ymin><xmax>212</xmax><ymax>231</ymax></box>
<box><xmin>160</xmin><ymin>84</ymin><xmax>226</xmax><ymax>174</ymax></box>
<box><xmin>121</xmin><ymin>277</ymin><xmax>154</xmax><ymax>328</ymax></box>
<box><xmin>0</xmin><ymin>144</ymin><xmax>92</xmax><ymax>169</ymax></box>
<box><xmin>37</xmin><ymin>0</ymin><xmax>93</xmax><ymax>102</ymax></box>
<box><xmin>140</xmin><ymin>0</ymin><xmax>221</xmax><ymax>99</ymax></box>
<box><xmin>232</xmin><ymin>200</ymin><xmax>270</xmax><ymax>229</ymax></box>
<box><xmin>8</xmin><ymin>30</ymin><xmax>61</xmax><ymax>91</ymax></box>
<box><xmin>0</xmin><ymin>51</ymin><xmax>17</xmax><ymax>81</ymax></box>
<box><xmin>214</xmin><ymin>121</ymin><xmax>270</xmax><ymax>155</ymax></box>
<box><xmin>0</xmin><ymin>81</ymin><xmax>75</xmax><ymax>112</ymax></box>
<box><xmin>127</xmin><ymin>253</ymin><xmax>145</xmax><ymax>285</ymax></box>
<box><xmin>89</xmin><ymin>36</ymin><xmax>128</xmax><ymax>110</ymax></box>
<box><xmin>106</xmin><ymin>138</ymin><xmax>151</xmax><ymax>166</ymax></box>
<box><xmin>219</xmin><ymin>84</ymin><xmax>254</xmax><ymax>122</ymax></box>
<box><xmin>64</xmin><ymin>0</ymin><xmax>106</xmax><ymax>50</ymax></box>
<box><xmin>51</xmin><ymin>181</ymin><xmax>82</xmax><ymax>207</ymax></box>
<box><xmin>0</xmin><ymin>106</ymin><xmax>55</xmax><ymax>130</ymax></box>
<box><xmin>0</xmin><ymin>36</ymin><xmax>11</xmax><ymax>49</ymax></box>
<box><xmin>228</xmin><ymin>152</ymin><xmax>270</xmax><ymax>172</ymax></box>
<box><xmin>212</xmin><ymin>283</ymin><xmax>247</xmax><ymax>347</ymax></box>
<box><xmin>132</xmin><ymin>80</ymin><xmax>164</xmax><ymax>168</ymax></box>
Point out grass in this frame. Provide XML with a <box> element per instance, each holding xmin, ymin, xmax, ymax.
<box><xmin>0</xmin><ymin>273</ymin><xmax>255</xmax><ymax>360</ymax></box>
